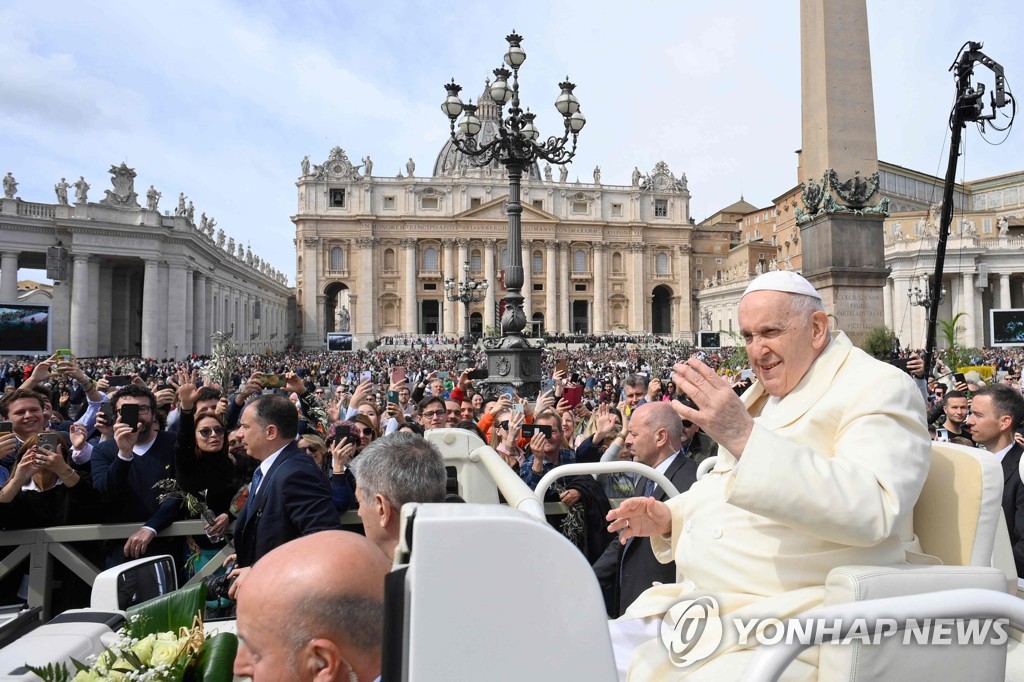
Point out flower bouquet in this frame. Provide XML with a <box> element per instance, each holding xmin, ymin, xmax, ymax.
<box><xmin>153</xmin><ymin>479</ymin><xmax>223</xmax><ymax>542</ymax></box>
<box><xmin>27</xmin><ymin>583</ymin><xmax>237</xmax><ymax>681</ymax></box>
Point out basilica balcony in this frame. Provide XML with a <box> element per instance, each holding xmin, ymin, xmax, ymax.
<box><xmin>653</xmin><ymin>272</ymin><xmax>673</xmax><ymax>280</ymax></box>
<box><xmin>326</xmin><ymin>268</ymin><xmax>350</xmax><ymax>279</ymax></box>
<box><xmin>569</xmin><ymin>270</ymin><xmax>592</xmax><ymax>280</ymax></box>
<box><xmin>418</xmin><ymin>269</ymin><xmax>443</xmax><ymax>279</ymax></box>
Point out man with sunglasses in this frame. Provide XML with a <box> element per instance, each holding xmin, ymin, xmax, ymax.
<box><xmin>90</xmin><ymin>384</ymin><xmax>182</xmax><ymax>564</ymax></box>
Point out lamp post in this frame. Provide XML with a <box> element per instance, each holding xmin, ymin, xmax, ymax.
<box><xmin>441</xmin><ymin>30</ymin><xmax>585</xmax><ymax>398</ymax></box>
<box><xmin>445</xmin><ymin>261</ymin><xmax>489</xmax><ymax>369</ymax></box>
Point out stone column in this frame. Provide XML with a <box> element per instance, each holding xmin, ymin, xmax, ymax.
<box><xmin>558</xmin><ymin>242</ymin><xmax>570</xmax><ymax>333</ymax></box>
<box><xmin>403</xmin><ymin>239</ymin><xmax>417</xmax><ymax>333</ymax></box>
<box><xmin>521</xmin><ymin>239</ymin><xmax>533</xmax><ymax>330</ymax></box>
<box><xmin>442</xmin><ymin>239</ymin><xmax>456</xmax><ymax>335</ymax></box>
<box><xmin>0</xmin><ymin>252</ymin><xmax>18</xmax><ymax>302</ymax></box>
<box><xmin>193</xmin><ymin>274</ymin><xmax>208</xmax><ymax>355</ymax></box>
<box><xmin>545</xmin><ymin>240</ymin><xmax>557</xmax><ymax>335</ymax></box>
<box><xmin>1000</xmin><ymin>274</ymin><xmax>1012</xmax><ymax>310</ymax></box>
<box><xmin>356</xmin><ymin>237</ymin><xmax>376</xmax><ymax>344</ymax></box>
<box><xmin>302</xmin><ymin>237</ymin><xmax>320</xmax><ymax>348</ymax></box>
<box><xmin>141</xmin><ymin>259</ymin><xmax>161</xmax><ymax>359</ymax></box>
<box><xmin>70</xmin><ymin>256</ymin><xmax>91</xmax><ymax>356</ymax></box>
<box><xmin>51</xmin><ymin>279</ymin><xmax>72</xmax><ymax>349</ymax></box>
<box><xmin>962</xmin><ymin>272</ymin><xmax>976</xmax><ymax>348</ymax></box>
<box><xmin>593</xmin><ymin>244</ymin><xmax>607</xmax><ymax>334</ymax></box>
<box><xmin>630</xmin><ymin>244</ymin><xmax>645</xmax><ymax>331</ymax></box>
<box><xmin>184</xmin><ymin>270</ymin><xmax>194</xmax><ymax>354</ymax></box>
<box><xmin>167</xmin><ymin>263</ymin><xmax>188</xmax><ymax>359</ymax></box>
<box><xmin>484</xmin><ymin>239</ymin><xmax>496</xmax><ymax>332</ymax></box>
<box><xmin>97</xmin><ymin>263</ymin><xmax>113</xmax><ymax>356</ymax></box>
<box><xmin>110</xmin><ymin>269</ymin><xmax>129</xmax><ymax>355</ymax></box>
<box><xmin>83</xmin><ymin>258</ymin><xmax>100</xmax><ymax>357</ymax></box>
<box><xmin>457</xmin><ymin>238</ymin><xmax>469</xmax><ymax>337</ymax></box>
<box><xmin>677</xmin><ymin>245</ymin><xmax>693</xmax><ymax>339</ymax></box>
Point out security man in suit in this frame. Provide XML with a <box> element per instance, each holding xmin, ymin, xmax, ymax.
<box><xmin>966</xmin><ymin>383</ymin><xmax>1024</xmax><ymax>575</ymax></box>
<box><xmin>228</xmin><ymin>394</ymin><xmax>341</xmax><ymax>598</ymax></box>
<box><xmin>592</xmin><ymin>401</ymin><xmax>698</xmax><ymax>617</ymax></box>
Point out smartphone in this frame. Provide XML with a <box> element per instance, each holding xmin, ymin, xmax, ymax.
<box><xmin>360</xmin><ymin>370</ymin><xmax>373</xmax><ymax>383</ymax></box>
<box><xmin>387</xmin><ymin>390</ymin><xmax>400</xmax><ymax>404</ymax></box>
<box><xmin>0</xmin><ymin>421</ymin><xmax>12</xmax><ymax>434</ymax></box>
<box><xmin>391</xmin><ymin>367</ymin><xmax>406</xmax><ymax>384</ymax></box>
<box><xmin>336</xmin><ymin>425</ymin><xmax>352</xmax><ymax>440</ymax></box>
<box><xmin>55</xmin><ymin>349</ymin><xmax>73</xmax><ymax>365</ymax></box>
<box><xmin>467</xmin><ymin>368</ymin><xmax>489</xmax><ymax>380</ymax></box>
<box><xmin>512</xmin><ymin>402</ymin><xmax>525</xmax><ymax>415</ymax></box>
<box><xmin>107</xmin><ymin>375</ymin><xmax>131</xmax><ymax>387</ymax></box>
<box><xmin>156</xmin><ymin>384</ymin><xmax>172</xmax><ymax>393</ymax></box>
<box><xmin>522</xmin><ymin>424</ymin><xmax>553</xmax><ymax>439</ymax></box>
<box><xmin>555</xmin><ymin>360</ymin><xmax>568</xmax><ymax>374</ymax></box>
<box><xmin>99</xmin><ymin>402</ymin><xmax>115</xmax><ymax>424</ymax></box>
<box><xmin>953</xmin><ymin>372</ymin><xmax>966</xmax><ymax>385</ymax></box>
<box><xmin>438</xmin><ymin>371</ymin><xmax>451</xmax><ymax>380</ymax></box>
<box><xmin>264</xmin><ymin>374</ymin><xmax>285</xmax><ymax>389</ymax></box>
<box><xmin>38</xmin><ymin>432</ymin><xmax>62</xmax><ymax>452</ymax></box>
<box><xmin>119</xmin><ymin>403</ymin><xmax>140</xmax><ymax>432</ymax></box>
<box><xmin>563</xmin><ymin>385</ymin><xmax>584</xmax><ymax>408</ymax></box>
<box><xmin>936</xmin><ymin>427</ymin><xmax>950</xmax><ymax>442</ymax></box>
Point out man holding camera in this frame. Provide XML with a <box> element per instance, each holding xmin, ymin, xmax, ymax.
<box><xmin>228</xmin><ymin>394</ymin><xmax>340</xmax><ymax>598</ymax></box>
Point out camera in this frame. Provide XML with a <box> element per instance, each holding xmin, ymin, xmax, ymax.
<box><xmin>204</xmin><ymin>560</ymin><xmax>236</xmax><ymax>601</ymax></box>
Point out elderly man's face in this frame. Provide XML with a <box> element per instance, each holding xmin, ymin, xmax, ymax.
<box><xmin>234</xmin><ymin>584</ymin><xmax>300</xmax><ymax>681</ymax></box>
<box><xmin>739</xmin><ymin>291</ymin><xmax>829</xmax><ymax>398</ymax></box>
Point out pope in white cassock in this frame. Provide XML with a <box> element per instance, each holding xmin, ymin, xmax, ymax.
<box><xmin>607</xmin><ymin>271</ymin><xmax>931</xmax><ymax>680</ymax></box>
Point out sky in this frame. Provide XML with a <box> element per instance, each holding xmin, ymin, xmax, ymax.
<box><xmin>1</xmin><ymin>0</ymin><xmax>1021</xmax><ymax>284</ymax></box>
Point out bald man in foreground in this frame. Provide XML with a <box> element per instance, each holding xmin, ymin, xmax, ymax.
<box><xmin>607</xmin><ymin>271</ymin><xmax>931</xmax><ymax>680</ymax></box>
<box><xmin>234</xmin><ymin>531</ymin><xmax>391</xmax><ymax>682</ymax></box>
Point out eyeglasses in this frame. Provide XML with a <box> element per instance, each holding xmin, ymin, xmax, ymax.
<box><xmin>198</xmin><ymin>427</ymin><xmax>226</xmax><ymax>438</ymax></box>
<box><xmin>498</xmin><ymin>421</ymin><xmax>509</xmax><ymax>430</ymax></box>
<box><xmin>120</xmin><ymin>405</ymin><xmax>152</xmax><ymax>415</ymax></box>
<box><xmin>315</xmin><ymin>390</ymin><xmax>325</xmax><ymax>394</ymax></box>
<box><xmin>421</xmin><ymin>410</ymin><xmax>445</xmax><ymax>419</ymax></box>
<box><xmin>356</xmin><ymin>427</ymin><xmax>375</xmax><ymax>437</ymax></box>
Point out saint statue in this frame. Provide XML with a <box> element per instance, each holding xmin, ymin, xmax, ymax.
<box><xmin>216</xmin><ymin>229</ymin><xmax>226</xmax><ymax>247</ymax></box>
<box><xmin>200</xmin><ymin>213</ymin><xmax>208</xmax><ymax>232</ymax></box>
<box><xmin>207</xmin><ymin>217</ymin><xmax>217</xmax><ymax>236</ymax></box>
<box><xmin>406</xmin><ymin>157</ymin><xmax>416</xmax><ymax>177</ymax></box>
<box><xmin>146</xmin><ymin>185</ymin><xmax>161</xmax><ymax>211</ymax></box>
<box><xmin>301</xmin><ymin>155</ymin><xmax>311</xmax><ymax>176</ymax></box>
<box><xmin>558</xmin><ymin>165</ymin><xmax>568</xmax><ymax>183</ymax></box>
<box><xmin>54</xmin><ymin>178</ymin><xmax>70</xmax><ymax>205</ymax></box>
<box><xmin>185</xmin><ymin>201</ymin><xmax>195</xmax><ymax>223</ymax></box>
<box><xmin>73</xmin><ymin>176</ymin><xmax>90</xmax><ymax>204</ymax></box>
<box><xmin>227</xmin><ymin>237</ymin><xmax>235</xmax><ymax>253</ymax></box>
<box><xmin>176</xmin><ymin>193</ymin><xmax>187</xmax><ymax>216</ymax></box>
<box><xmin>544</xmin><ymin>163</ymin><xmax>553</xmax><ymax>182</ymax></box>
<box><xmin>337</xmin><ymin>306</ymin><xmax>351</xmax><ymax>332</ymax></box>
<box><xmin>2</xmin><ymin>172</ymin><xmax>17</xmax><ymax>199</ymax></box>
<box><xmin>631</xmin><ymin>166</ymin><xmax>641</xmax><ymax>187</ymax></box>
<box><xmin>593</xmin><ymin>166</ymin><xmax>601</xmax><ymax>184</ymax></box>
<box><xmin>363</xmin><ymin>156</ymin><xmax>373</xmax><ymax>177</ymax></box>
<box><xmin>999</xmin><ymin>216</ymin><xmax>1010</xmax><ymax>236</ymax></box>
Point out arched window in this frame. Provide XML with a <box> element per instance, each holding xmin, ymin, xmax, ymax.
<box><xmin>656</xmin><ymin>252</ymin><xmax>669</xmax><ymax>275</ymax></box>
<box><xmin>423</xmin><ymin>247</ymin><xmax>438</xmax><ymax>271</ymax></box>
<box><xmin>470</xmin><ymin>249</ymin><xmax>482</xmax><ymax>273</ymax></box>
<box><xmin>532</xmin><ymin>250</ymin><xmax>543</xmax><ymax>273</ymax></box>
<box><xmin>573</xmin><ymin>249</ymin><xmax>586</xmax><ymax>273</ymax></box>
<box><xmin>612</xmin><ymin>251</ymin><xmax>623</xmax><ymax>273</ymax></box>
<box><xmin>500</xmin><ymin>247</ymin><xmax>509</xmax><ymax>270</ymax></box>
<box><xmin>330</xmin><ymin>247</ymin><xmax>344</xmax><ymax>271</ymax></box>
<box><xmin>383</xmin><ymin>248</ymin><xmax>396</xmax><ymax>271</ymax></box>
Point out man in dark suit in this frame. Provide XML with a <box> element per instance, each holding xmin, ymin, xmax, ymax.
<box><xmin>592</xmin><ymin>401</ymin><xmax>698</xmax><ymax>617</ymax></box>
<box><xmin>91</xmin><ymin>384</ymin><xmax>181</xmax><ymax>563</ymax></box>
<box><xmin>228</xmin><ymin>394</ymin><xmax>341</xmax><ymax>598</ymax></box>
<box><xmin>966</xmin><ymin>384</ymin><xmax>1024</xmax><ymax>576</ymax></box>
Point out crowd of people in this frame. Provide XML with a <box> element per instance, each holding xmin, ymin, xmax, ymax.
<box><xmin>4</xmin><ymin>271</ymin><xmax>1024</xmax><ymax>679</ymax></box>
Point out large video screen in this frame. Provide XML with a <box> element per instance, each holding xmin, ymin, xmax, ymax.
<box><xmin>0</xmin><ymin>303</ymin><xmax>51</xmax><ymax>354</ymax></box>
<box><xmin>327</xmin><ymin>333</ymin><xmax>353</xmax><ymax>351</ymax></box>
<box><xmin>990</xmin><ymin>309</ymin><xmax>1024</xmax><ymax>347</ymax></box>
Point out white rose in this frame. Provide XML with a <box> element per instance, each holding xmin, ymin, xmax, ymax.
<box><xmin>131</xmin><ymin>633</ymin><xmax>157</xmax><ymax>663</ymax></box>
<box><xmin>150</xmin><ymin>639</ymin><xmax>182</xmax><ymax>667</ymax></box>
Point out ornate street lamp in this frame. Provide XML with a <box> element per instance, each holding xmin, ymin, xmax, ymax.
<box><xmin>445</xmin><ymin>261</ymin><xmax>489</xmax><ymax>369</ymax></box>
<box><xmin>907</xmin><ymin>276</ymin><xmax>945</xmax><ymax>308</ymax></box>
<box><xmin>441</xmin><ymin>30</ymin><xmax>586</xmax><ymax>397</ymax></box>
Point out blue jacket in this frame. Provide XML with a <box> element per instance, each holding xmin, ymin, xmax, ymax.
<box><xmin>233</xmin><ymin>441</ymin><xmax>342</xmax><ymax>567</ymax></box>
<box><xmin>91</xmin><ymin>431</ymin><xmax>181</xmax><ymax>532</ymax></box>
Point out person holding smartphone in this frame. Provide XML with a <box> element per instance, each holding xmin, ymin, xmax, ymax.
<box><xmin>90</xmin><ymin>384</ymin><xmax>183</xmax><ymax>564</ymax></box>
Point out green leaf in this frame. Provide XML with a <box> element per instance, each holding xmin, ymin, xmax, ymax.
<box><xmin>127</xmin><ymin>582</ymin><xmax>207</xmax><ymax>635</ymax></box>
<box><xmin>24</xmin><ymin>662</ymin><xmax>71</xmax><ymax>682</ymax></box>
<box><xmin>194</xmin><ymin>632</ymin><xmax>239</xmax><ymax>682</ymax></box>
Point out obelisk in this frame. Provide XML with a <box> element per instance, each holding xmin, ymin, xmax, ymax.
<box><xmin>799</xmin><ymin>0</ymin><xmax>887</xmax><ymax>345</ymax></box>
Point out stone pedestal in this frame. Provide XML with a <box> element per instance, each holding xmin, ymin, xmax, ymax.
<box><xmin>481</xmin><ymin>345</ymin><xmax>544</xmax><ymax>400</ymax></box>
<box><xmin>800</xmin><ymin>212</ymin><xmax>887</xmax><ymax>346</ymax></box>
